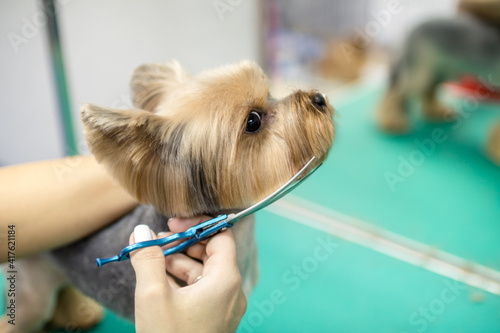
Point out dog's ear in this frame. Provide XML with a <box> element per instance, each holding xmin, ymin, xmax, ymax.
<box><xmin>130</xmin><ymin>61</ymin><xmax>189</xmax><ymax>112</ymax></box>
<box><xmin>81</xmin><ymin>103</ymin><xmax>176</xmax><ymax>210</ymax></box>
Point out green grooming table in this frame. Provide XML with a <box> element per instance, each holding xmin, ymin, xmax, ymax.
<box><xmin>294</xmin><ymin>84</ymin><xmax>500</xmax><ymax>271</ymax></box>
<box><xmin>237</xmin><ymin>83</ymin><xmax>500</xmax><ymax>332</ymax></box>
<box><xmin>239</xmin><ymin>211</ymin><xmax>500</xmax><ymax>333</ymax></box>
<box><xmin>2</xmin><ymin>83</ymin><xmax>499</xmax><ymax>332</ymax></box>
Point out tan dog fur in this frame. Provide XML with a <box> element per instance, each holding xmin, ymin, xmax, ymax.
<box><xmin>2</xmin><ymin>60</ymin><xmax>334</xmax><ymax>332</ymax></box>
<box><xmin>83</xmin><ymin>60</ymin><xmax>334</xmax><ymax>217</ymax></box>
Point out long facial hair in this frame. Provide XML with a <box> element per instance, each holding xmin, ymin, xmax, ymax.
<box><xmin>82</xmin><ymin>61</ymin><xmax>335</xmax><ymax>217</ymax></box>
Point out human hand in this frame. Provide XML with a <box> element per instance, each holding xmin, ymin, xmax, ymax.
<box><xmin>129</xmin><ymin>217</ymin><xmax>247</xmax><ymax>333</ymax></box>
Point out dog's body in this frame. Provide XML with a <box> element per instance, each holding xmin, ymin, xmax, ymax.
<box><xmin>1</xmin><ymin>60</ymin><xmax>334</xmax><ymax>332</ymax></box>
<box><xmin>377</xmin><ymin>14</ymin><xmax>500</xmax><ymax>163</ymax></box>
<box><xmin>6</xmin><ymin>207</ymin><xmax>256</xmax><ymax>331</ymax></box>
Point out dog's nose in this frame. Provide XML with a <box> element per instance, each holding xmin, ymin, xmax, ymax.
<box><xmin>312</xmin><ymin>93</ymin><xmax>327</xmax><ymax>110</ymax></box>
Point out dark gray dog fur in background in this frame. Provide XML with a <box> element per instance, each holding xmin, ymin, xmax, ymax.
<box><xmin>377</xmin><ymin>14</ymin><xmax>500</xmax><ymax>163</ymax></box>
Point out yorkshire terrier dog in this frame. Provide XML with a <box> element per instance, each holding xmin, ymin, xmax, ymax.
<box><xmin>1</xmin><ymin>60</ymin><xmax>334</xmax><ymax>332</ymax></box>
<box><xmin>376</xmin><ymin>14</ymin><xmax>500</xmax><ymax>164</ymax></box>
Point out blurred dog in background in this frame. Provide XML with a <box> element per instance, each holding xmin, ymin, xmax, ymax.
<box><xmin>377</xmin><ymin>0</ymin><xmax>500</xmax><ymax>164</ymax></box>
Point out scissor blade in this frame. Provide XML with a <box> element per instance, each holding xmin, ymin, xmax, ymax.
<box><xmin>255</xmin><ymin>162</ymin><xmax>320</xmax><ymax>209</ymax></box>
<box><xmin>228</xmin><ymin>156</ymin><xmax>319</xmax><ymax>222</ymax></box>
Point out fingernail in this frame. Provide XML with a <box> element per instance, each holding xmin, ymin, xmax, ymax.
<box><xmin>134</xmin><ymin>225</ymin><xmax>152</xmax><ymax>243</ymax></box>
<box><xmin>158</xmin><ymin>231</ymin><xmax>167</xmax><ymax>237</ymax></box>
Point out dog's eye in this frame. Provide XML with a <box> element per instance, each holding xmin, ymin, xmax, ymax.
<box><xmin>245</xmin><ymin>111</ymin><xmax>262</xmax><ymax>133</ymax></box>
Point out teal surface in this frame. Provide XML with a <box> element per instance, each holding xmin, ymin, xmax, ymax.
<box><xmin>296</xmin><ymin>85</ymin><xmax>500</xmax><ymax>271</ymax></box>
<box><xmin>237</xmin><ymin>85</ymin><xmax>500</xmax><ymax>332</ymax></box>
<box><xmin>239</xmin><ymin>211</ymin><xmax>500</xmax><ymax>333</ymax></box>
<box><xmin>2</xmin><ymin>85</ymin><xmax>499</xmax><ymax>332</ymax></box>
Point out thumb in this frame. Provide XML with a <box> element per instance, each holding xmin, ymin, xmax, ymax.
<box><xmin>129</xmin><ymin>225</ymin><xmax>170</xmax><ymax>290</ymax></box>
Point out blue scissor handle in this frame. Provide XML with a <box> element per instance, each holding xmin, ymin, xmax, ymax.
<box><xmin>96</xmin><ymin>214</ymin><xmax>229</xmax><ymax>267</ymax></box>
<box><xmin>162</xmin><ymin>220</ymin><xmax>234</xmax><ymax>256</ymax></box>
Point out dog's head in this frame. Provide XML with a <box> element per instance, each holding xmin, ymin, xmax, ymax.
<box><xmin>82</xmin><ymin>60</ymin><xmax>335</xmax><ymax>217</ymax></box>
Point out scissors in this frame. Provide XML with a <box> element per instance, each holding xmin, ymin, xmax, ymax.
<box><xmin>96</xmin><ymin>156</ymin><xmax>321</xmax><ymax>267</ymax></box>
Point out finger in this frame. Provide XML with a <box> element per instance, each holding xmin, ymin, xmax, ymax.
<box><xmin>158</xmin><ymin>232</ymin><xmax>205</xmax><ymax>282</ymax></box>
<box><xmin>201</xmin><ymin>229</ymin><xmax>239</xmax><ymax>281</ymax></box>
<box><xmin>185</xmin><ymin>243</ymin><xmax>207</xmax><ymax>261</ymax></box>
<box><xmin>164</xmin><ymin>253</ymin><xmax>204</xmax><ymax>284</ymax></box>
<box><xmin>165</xmin><ymin>273</ymin><xmax>181</xmax><ymax>289</ymax></box>
<box><xmin>129</xmin><ymin>225</ymin><xmax>170</xmax><ymax>292</ymax></box>
<box><xmin>167</xmin><ymin>215</ymin><xmax>212</xmax><ymax>233</ymax></box>
<box><xmin>236</xmin><ymin>290</ymin><xmax>248</xmax><ymax>322</ymax></box>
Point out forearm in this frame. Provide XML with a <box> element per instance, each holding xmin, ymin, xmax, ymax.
<box><xmin>0</xmin><ymin>155</ymin><xmax>137</xmax><ymax>261</ymax></box>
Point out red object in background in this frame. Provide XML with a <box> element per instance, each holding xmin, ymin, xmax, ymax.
<box><xmin>445</xmin><ymin>75</ymin><xmax>500</xmax><ymax>102</ymax></box>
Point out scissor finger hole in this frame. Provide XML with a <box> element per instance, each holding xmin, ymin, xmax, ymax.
<box><xmin>164</xmin><ymin>253</ymin><xmax>203</xmax><ymax>285</ymax></box>
<box><xmin>185</xmin><ymin>243</ymin><xmax>207</xmax><ymax>261</ymax></box>
<box><xmin>157</xmin><ymin>231</ymin><xmax>185</xmax><ymax>252</ymax></box>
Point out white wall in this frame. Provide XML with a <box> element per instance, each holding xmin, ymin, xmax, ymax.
<box><xmin>0</xmin><ymin>0</ymin><xmax>259</xmax><ymax>165</ymax></box>
<box><xmin>0</xmin><ymin>0</ymin><xmax>64</xmax><ymax>165</ymax></box>
<box><xmin>372</xmin><ymin>0</ymin><xmax>457</xmax><ymax>48</ymax></box>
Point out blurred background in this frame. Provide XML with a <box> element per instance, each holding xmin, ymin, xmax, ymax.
<box><xmin>1</xmin><ymin>0</ymin><xmax>500</xmax><ymax>332</ymax></box>
<box><xmin>0</xmin><ymin>0</ymin><xmax>461</xmax><ymax>165</ymax></box>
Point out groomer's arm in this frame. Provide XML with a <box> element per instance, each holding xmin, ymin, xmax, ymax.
<box><xmin>0</xmin><ymin>155</ymin><xmax>137</xmax><ymax>262</ymax></box>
